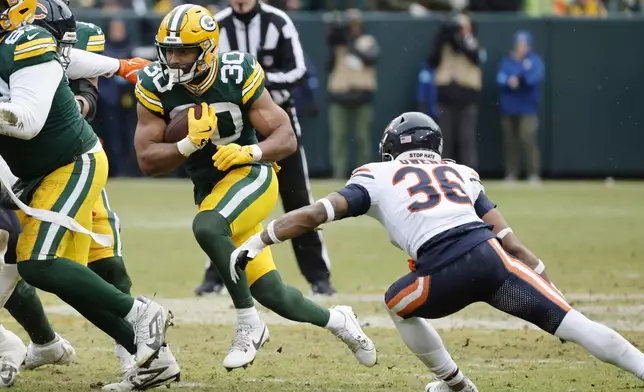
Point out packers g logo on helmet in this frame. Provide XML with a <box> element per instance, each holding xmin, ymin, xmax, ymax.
<box><xmin>155</xmin><ymin>4</ymin><xmax>220</xmax><ymax>89</ymax></box>
<box><xmin>200</xmin><ymin>14</ymin><xmax>216</xmax><ymax>32</ymax></box>
<box><xmin>0</xmin><ymin>0</ymin><xmax>37</xmax><ymax>33</ymax></box>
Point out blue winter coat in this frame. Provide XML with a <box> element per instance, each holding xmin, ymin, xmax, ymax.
<box><xmin>496</xmin><ymin>51</ymin><xmax>544</xmax><ymax>115</ymax></box>
<box><xmin>417</xmin><ymin>64</ymin><xmax>437</xmax><ymax>118</ymax></box>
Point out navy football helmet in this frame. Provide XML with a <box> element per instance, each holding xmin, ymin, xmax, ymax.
<box><xmin>34</xmin><ymin>0</ymin><xmax>76</xmax><ymax>68</ymax></box>
<box><xmin>379</xmin><ymin>112</ymin><xmax>443</xmax><ymax>162</ymax></box>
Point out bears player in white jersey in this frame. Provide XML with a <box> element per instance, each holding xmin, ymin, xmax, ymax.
<box><xmin>230</xmin><ymin>112</ymin><xmax>644</xmax><ymax>391</ymax></box>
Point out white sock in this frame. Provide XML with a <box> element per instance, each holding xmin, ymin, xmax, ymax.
<box><xmin>387</xmin><ymin>307</ymin><xmax>463</xmax><ymax>385</ymax></box>
<box><xmin>124</xmin><ymin>298</ymin><xmax>146</xmax><ymax>324</ymax></box>
<box><xmin>237</xmin><ymin>307</ymin><xmax>262</xmax><ymax>326</ymax></box>
<box><xmin>325</xmin><ymin>308</ymin><xmax>345</xmax><ymax>332</ymax></box>
<box><xmin>556</xmin><ymin>309</ymin><xmax>644</xmax><ymax>380</ymax></box>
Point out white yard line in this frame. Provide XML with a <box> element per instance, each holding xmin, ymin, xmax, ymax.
<box><xmin>43</xmin><ymin>294</ymin><xmax>644</xmax><ymax>332</ymax></box>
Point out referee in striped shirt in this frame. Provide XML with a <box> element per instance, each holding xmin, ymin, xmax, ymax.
<box><xmin>194</xmin><ymin>0</ymin><xmax>336</xmax><ymax>296</ymax></box>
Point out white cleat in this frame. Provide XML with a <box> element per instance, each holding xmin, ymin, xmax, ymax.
<box><xmin>115</xmin><ymin>344</ymin><xmax>136</xmax><ymax>375</ymax></box>
<box><xmin>329</xmin><ymin>305</ymin><xmax>377</xmax><ymax>367</ymax></box>
<box><xmin>127</xmin><ymin>296</ymin><xmax>173</xmax><ymax>368</ymax></box>
<box><xmin>0</xmin><ymin>328</ymin><xmax>26</xmax><ymax>387</ymax></box>
<box><xmin>426</xmin><ymin>378</ymin><xmax>479</xmax><ymax>392</ymax></box>
<box><xmin>102</xmin><ymin>344</ymin><xmax>180</xmax><ymax>391</ymax></box>
<box><xmin>22</xmin><ymin>333</ymin><xmax>75</xmax><ymax>370</ymax></box>
<box><xmin>222</xmin><ymin>320</ymin><xmax>269</xmax><ymax>371</ymax></box>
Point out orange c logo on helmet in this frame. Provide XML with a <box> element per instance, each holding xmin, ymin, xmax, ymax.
<box><xmin>34</xmin><ymin>3</ymin><xmax>47</xmax><ymax>20</ymax></box>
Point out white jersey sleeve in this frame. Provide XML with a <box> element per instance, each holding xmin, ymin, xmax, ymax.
<box><xmin>66</xmin><ymin>48</ymin><xmax>119</xmax><ymax>80</ymax></box>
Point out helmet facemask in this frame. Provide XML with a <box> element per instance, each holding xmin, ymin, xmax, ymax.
<box><xmin>57</xmin><ymin>30</ymin><xmax>76</xmax><ymax>69</ymax></box>
<box><xmin>156</xmin><ymin>37</ymin><xmax>217</xmax><ymax>87</ymax></box>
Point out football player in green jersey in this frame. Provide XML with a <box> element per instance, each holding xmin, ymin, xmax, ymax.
<box><xmin>134</xmin><ymin>4</ymin><xmax>376</xmax><ymax>371</ymax></box>
<box><xmin>1</xmin><ymin>0</ymin><xmax>151</xmax><ymax>376</ymax></box>
<box><xmin>0</xmin><ymin>0</ymin><xmax>179</xmax><ymax>389</ymax></box>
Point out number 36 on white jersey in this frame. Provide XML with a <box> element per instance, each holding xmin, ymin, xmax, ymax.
<box><xmin>346</xmin><ymin>159</ymin><xmax>486</xmax><ymax>260</ymax></box>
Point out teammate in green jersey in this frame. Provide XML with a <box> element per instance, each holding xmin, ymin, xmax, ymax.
<box><xmin>0</xmin><ymin>0</ymin><xmax>178</xmax><ymax>389</ymax></box>
<box><xmin>134</xmin><ymin>4</ymin><xmax>376</xmax><ymax>371</ymax></box>
<box><xmin>1</xmin><ymin>0</ymin><xmax>151</xmax><ymax>376</ymax></box>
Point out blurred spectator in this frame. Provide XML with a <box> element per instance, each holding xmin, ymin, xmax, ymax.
<box><xmin>617</xmin><ymin>0</ymin><xmax>641</xmax><ymax>12</ymax></box>
<box><xmin>377</xmin><ymin>0</ymin><xmax>454</xmax><ymax>11</ymax></box>
<box><xmin>292</xmin><ymin>54</ymin><xmax>321</xmax><ymax>118</ymax></box>
<box><xmin>98</xmin><ymin>19</ymin><xmax>138</xmax><ymax>177</ymax></box>
<box><xmin>554</xmin><ymin>0</ymin><xmax>608</xmax><ymax>16</ymax></box>
<box><xmin>496</xmin><ymin>30</ymin><xmax>544</xmax><ymax>184</ymax></box>
<box><xmin>327</xmin><ymin>9</ymin><xmax>379</xmax><ymax>178</ymax></box>
<box><xmin>267</xmin><ymin>0</ymin><xmax>301</xmax><ymax>9</ymax></box>
<box><xmin>416</xmin><ymin>64</ymin><xmax>437</xmax><ymax>118</ymax></box>
<box><xmin>468</xmin><ymin>0</ymin><xmax>522</xmax><ymax>11</ymax></box>
<box><xmin>429</xmin><ymin>14</ymin><xmax>485</xmax><ymax>169</ymax></box>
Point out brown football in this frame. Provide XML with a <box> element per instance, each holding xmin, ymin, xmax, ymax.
<box><xmin>164</xmin><ymin>104</ymin><xmax>200</xmax><ymax>143</ymax></box>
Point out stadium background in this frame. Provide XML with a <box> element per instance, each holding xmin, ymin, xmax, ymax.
<box><xmin>5</xmin><ymin>2</ymin><xmax>644</xmax><ymax>391</ymax></box>
<box><xmin>72</xmin><ymin>0</ymin><xmax>644</xmax><ymax>179</ymax></box>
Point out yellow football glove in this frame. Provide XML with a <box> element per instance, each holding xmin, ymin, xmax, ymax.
<box><xmin>187</xmin><ymin>102</ymin><xmax>217</xmax><ymax>148</ymax></box>
<box><xmin>213</xmin><ymin>143</ymin><xmax>256</xmax><ymax>171</ymax></box>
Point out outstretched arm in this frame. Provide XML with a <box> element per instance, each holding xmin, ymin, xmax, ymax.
<box><xmin>261</xmin><ymin>192</ymin><xmax>349</xmax><ymax>245</ymax></box>
<box><xmin>480</xmin><ymin>207</ymin><xmax>551</xmax><ymax>283</ymax></box>
<box><xmin>472</xmin><ymin>186</ymin><xmax>554</xmax><ymax>286</ymax></box>
<box><xmin>228</xmin><ymin>183</ymin><xmax>371</xmax><ymax>283</ymax></box>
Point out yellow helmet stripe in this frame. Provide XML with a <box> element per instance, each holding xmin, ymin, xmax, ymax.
<box><xmin>166</xmin><ymin>4</ymin><xmax>193</xmax><ymax>38</ymax></box>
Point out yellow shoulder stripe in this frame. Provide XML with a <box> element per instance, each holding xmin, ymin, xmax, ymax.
<box><xmin>242</xmin><ymin>62</ymin><xmax>260</xmax><ymax>89</ymax></box>
<box><xmin>15</xmin><ymin>37</ymin><xmax>55</xmax><ymax>51</ymax></box>
<box><xmin>86</xmin><ymin>45</ymin><xmax>105</xmax><ymax>52</ymax></box>
<box><xmin>88</xmin><ymin>34</ymin><xmax>105</xmax><ymax>43</ymax></box>
<box><xmin>14</xmin><ymin>44</ymin><xmax>56</xmax><ymax>61</ymax></box>
<box><xmin>242</xmin><ymin>65</ymin><xmax>264</xmax><ymax>104</ymax></box>
<box><xmin>137</xmin><ymin>82</ymin><xmax>162</xmax><ymax>102</ymax></box>
<box><xmin>135</xmin><ymin>84</ymin><xmax>164</xmax><ymax>115</ymax></box>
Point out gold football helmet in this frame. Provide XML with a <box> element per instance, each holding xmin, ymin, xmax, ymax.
<box><xmin>156</xmin><ymin>4</ymin><xmax>219</xmax><ymax>86</ymax></box>
<box><xmin>0</xmin><ymin>0</ymin><xmax>37</xmax><ymax>34</ymax></box>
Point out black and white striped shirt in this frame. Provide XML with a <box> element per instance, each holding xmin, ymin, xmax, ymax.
<box><xmin>215</xmin><ymin>2</ymin><xmax>306</xmax><ymax>107</ymax></box>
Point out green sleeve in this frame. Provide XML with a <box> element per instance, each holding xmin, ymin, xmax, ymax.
<box><xmin>134</xmin><ymin>62</ymin><xmax>167</xmax><ymax>119</ymax></box>
<box><xmin>75</xmin><ymin>21</ymin><xmax>105</xmax><ymax>54</ymax></box>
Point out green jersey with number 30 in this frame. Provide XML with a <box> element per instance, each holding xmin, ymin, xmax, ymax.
<box><xmin>135</xmin><ymin>51</ymin><xmax>267</xmax><ymax>204</ymax></box>
<box><xmin>0</xmin><ymin>25</ymin><xmax>98</xmax><ymax>180</ymax></box>
<box><xmin>74</xmin><ymin>21</ymin><xmax>105</xmax><ymax>54</ymax></box>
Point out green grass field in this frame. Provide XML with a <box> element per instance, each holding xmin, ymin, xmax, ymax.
<box><xmin>6</xmin><ymin>179</ymin><xmax>644</xmax><ymax>392</ymax></box>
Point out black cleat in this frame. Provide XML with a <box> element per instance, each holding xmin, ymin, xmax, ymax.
<box><xmin>194</xmin><ymin>266</ymin><xmax>226</xmax><ymax>296</ymax></box>
<box><xmin>309</xmin><ymin>280</ymin><xmax>337</xmax><ymax>296</ymax></box>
